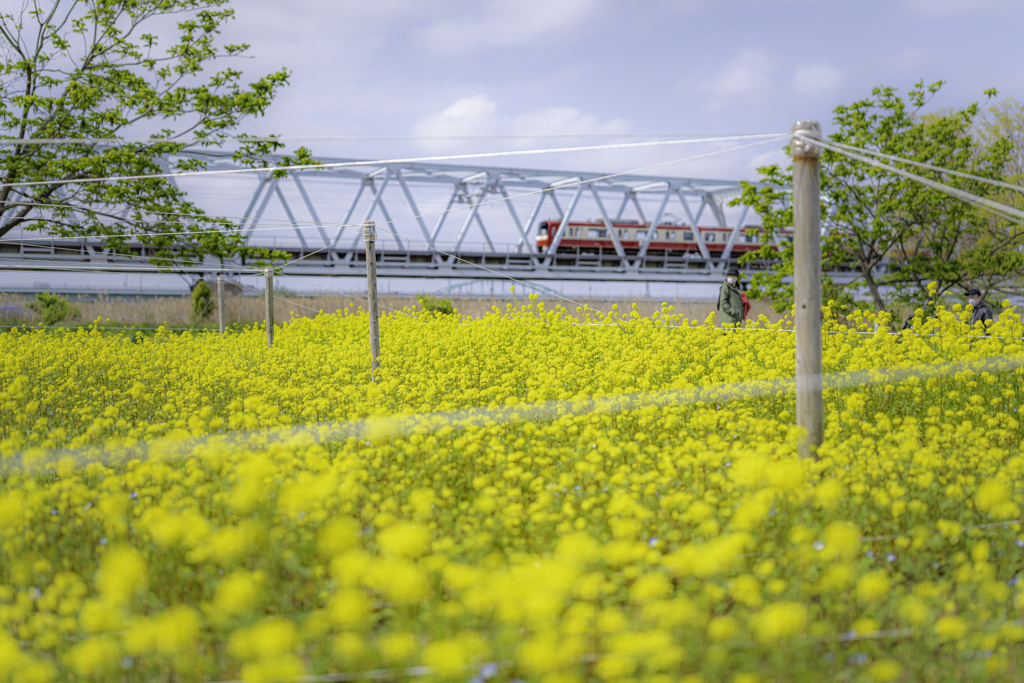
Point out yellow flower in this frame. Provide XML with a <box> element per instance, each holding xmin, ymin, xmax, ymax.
<box><xmin>629</xmin><ymin>572</ymin><xmax>672</xmax><ymax>603</ymax></box>
<box><xmin>868</xmin><ymin>659</ymin><xmax>902</xmax><ymax>682</ymax></box>
<box><xmin>976</xmin><ymin>481</ymin><xmax>1018</xmax><ymax>519</ymax></box>
<box><xmin>823</xmin><ymin>521</ymin><xmax>860</xmax><ymax>560</ymax></box>
<box><xmin>317</xmin><ymin>516</ymin><xmax>361</xmax><ymax>556</ymax></box>
<box><xmin>328</xmin><ymin>589</ymin><xmax>370</xmax><ymax>629</ymax></box>
<box><xmin>377</xmin><ymin>523</ymin><xmax>431</xmax><ymax>558</ymax></box>
<box><xmin>378</xmin><ymin>632</ymin><xmax>419</xmax><ymax>663</ymax></box>
<box><xmin>897</xmin><ymin>596</ymin><xmax>930</xmax><ymax>626</ymax></box>
<box><xmin>856</xmin><ymin>571</ymin><xmax>890</xmax><ymax>603</ymax></box>
<box><xmin>707</xmin><ymin>616</ymin><xmax>740</xmax><ymax>642</ymax></box>
<box><xmin>94</xmin><ymin>547</ymin><xmax>147</xmax><ymax>606</ymax></box>
<box><xmin>752</xmin><ymin>602</ymin><xmax>807</xmax><ymax>642</ymax></box>
<box><xmin>214</xmin><ymin>571</ymin><xmax>262</xmax><ymax>617</ymax></box>
<box><xmin>935</xmin><ymin>615</ymin><xmax>967</xmax><ymax>641</ymax></box>
<box><xmin>64</xmin><ymin>636</ymin><xmax>121</xmax><ymax>677</ymax></box>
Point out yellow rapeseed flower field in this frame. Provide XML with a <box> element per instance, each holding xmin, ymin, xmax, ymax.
<box><xmin>2</xmin><ymin>296</ymin><xmax>1024</xmax><ymax>682</ymax></box>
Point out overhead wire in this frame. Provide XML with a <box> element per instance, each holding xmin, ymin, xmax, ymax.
<box><xmin>0</xmin><ymin>132</ymin><xmax>786</xmax><ymax>145</ymax></box>
<box><xmin>8</xmin><ymin>351</ymin><xmax>1023</xmax><ymax>474</ymax></box>
<box><xmin>273</xmin><ymin>135</ymin><xmax>790</xmax><ymax>315</ymax></box>
<box><xmin>5</xmin><ymin>136</ymin><xmax>787</xmax><ymax>318</ymax></box>
<box><xmin>0</xmin><ymin>261</ymin><xmax>259</xmax><ymax>274</ymax></box>
<box><xmin>0</xmin><ymin>201</ymin><xmax>359</xmax><ymax>242</ymax></box>
<box><xmin>0</xmin><ymin>242</ymin><xmax>273</xmax><ymax>272</ymax></box>
<box><xmin>794</xmin><ymin>133</ymin><xmax>1024</xmax><ymax>224</ymax></box>
<box><xmin>5</xmin><ymin>133</ymin><xmax>782</xmax><ymax>319</ymax></box>
<box><xmin>0</xmin><ymin>133</ymin><xmax>788</xmax><ymax>190</ymax></box>
<box><xmin>818</xmin><ymin>138</ymin><xmax>1024</xmax><ymax>196</ymax></box>
<box><xmin>1</xmin><ymin>131</ymin><xmax>772</xmax><ymax>246</ymax></box>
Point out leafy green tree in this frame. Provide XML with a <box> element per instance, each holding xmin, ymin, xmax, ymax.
<box><xmin>190</xmin><ymin>278</ymin><xmax>214</xmax><ymax>323</ymax></box>
<box><xmin>0</xmin><ymin>0</ymin><xmax>314</xmax><ymax>269</ymax></box>
<box><xmin>27</xmin><ymin>291</ymin><xmax>79</xmax><ymax>325</ymax></box>
<box><xmin>417</xmin><ymin>294</ymin><xmax>455</xmax><ymax>316</ymax></box>
<box><xmin>733</xmin><ymin>81</ymin><xmax>1015</xmax><ymax>315</ymax></box>
<box><xmin>970</xmin><ymin>97</ymin><xmax>1024</xmax><ymax>296</ymax></box>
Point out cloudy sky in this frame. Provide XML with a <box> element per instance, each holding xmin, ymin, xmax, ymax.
<box><xmin>10</xmin><ymin>0</ymin><xmax>1024</xmax><ymax>297</ymax></box>
<box><xmin>215</xmin><ymin>0</ymin><xmax>1024</xmax><ymax>179</ymax></box>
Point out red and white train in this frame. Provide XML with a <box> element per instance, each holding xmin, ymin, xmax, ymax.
<box><xmin>535</xmin><ymin>220</ymin><xmax>788</xmax><ymax>254</ymax></box>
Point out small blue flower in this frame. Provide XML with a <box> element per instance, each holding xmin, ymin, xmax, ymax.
<box><xmin>865</xmin><ymin>550</ymin><xmax>875</xmax><ymax>559</ymax></box>
<box><xmin>886</xmin><ymin>553</ymin><xmax>896</xmax><ymax>562</ymax></box>
<box><xmin>813</xmin><ymin>541</ymin><xmax>825</xmax><ymax>551</ymax></box>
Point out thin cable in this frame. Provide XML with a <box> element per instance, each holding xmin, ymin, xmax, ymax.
<box><xmin>10</xmin><ymin>352</ymin><xmax>1024</xmax><ymax>474</ymax></box>
<box><xmin>279</xmin><ymin>137</ymin><xmax>786</xmax><ymax>269</ymax></box>
<box><xmin>3</xmin><ymin>255</ymin><xmax>260</xmax><ymax>272</ymax></box>
<box><xmin>821</xmin><ymin>138</ymin><xmax>1024</xmax><ymax>196</ymax></box>
<box><xmin>0</xmin><ymin>324</ymin><xmax>220</xmax><ymax>332</ymax></box>
<box><xmin>795</xmin><ymin>133</ymin><xmax>1024</xmax><ymax>223</ymax></box>
<box><xmin>375</xmin><ymin>224</ymin><xmax>608</xmax><ymax>316</ymax></box>
<box><xmin>0</xmin><ymin>242</ymin><xmax>275</xmax><ymax>272</ymax></box>
<box><xmin>277</xmin><ymin>136</ymin><xmax>790</xmax><ymax>315</ymax></box>
<box><xmin>0</xmin><ymin>132</ymin><xmax>785</xmax><ymax>145</ymax></box>
<box><xmin>1</xmin><ymin>202</ymin><xmax>357</xmax><ymax>240</ymax></box>
<box><xmin>0</xmin><ymin>133</ymin><xmax>788</xmax><ymax>190</ymax></box>
<box><xmin>272</xmin><ymin>272</ymin><xmax>413</xmax><ymax>318</ymax></box>
<box><xmin>0</xmin><ymin>262</ymin><xmax>261</xmax><ymax>274</ymax></box>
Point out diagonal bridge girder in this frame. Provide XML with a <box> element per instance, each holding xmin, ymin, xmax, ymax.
<box><xmin>3</xmin><ymin>151</ymin><xmax>843</xmax><ymax>285</ymax></box>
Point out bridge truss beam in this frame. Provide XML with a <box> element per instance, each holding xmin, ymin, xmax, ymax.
<box><xmin>2</xmin><ymin>152</ymin><xmax>859</xmax><ymax>285</ymax></box>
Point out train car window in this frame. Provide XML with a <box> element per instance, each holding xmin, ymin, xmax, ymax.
<box><xmin>666</xmin><ymin>231</ymin><xmax>675</xmax><ymax>240</ymax></box>
<box><xmin>538</xmin><ymin>224</ymin><xmax>548</xmax><ymax>236</ymax></box>
<box><xmin>588</xmin><ymin>228</ymin><xmax>607</xmax><ymax>238</ymax></box>
<box><xmin>705</xmin><ymin>233</ymin><xmax>715</xmax><ymax>242</ymax></box>
<box><xmin>636</xmin><ymin>230</ymin><xmax>646</xmax><ymax>240</ymax></box>
<box><xmin>684</xmin><ymin>231</ymin><xmax>694</xmax><ymax>240</ymax></box>
<box><xmin>617</xmin><ymin>229</ymin><xmax>625</xmax><ymax>238</ymax></box>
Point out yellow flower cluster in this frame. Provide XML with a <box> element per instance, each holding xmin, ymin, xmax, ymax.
<box><xmin>0</xmin><ymin>297</ymin><xmax>1023</xmax><ymax>682</ymax></box>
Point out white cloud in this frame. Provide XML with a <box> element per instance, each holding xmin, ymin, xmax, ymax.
<box><xmin>691</xmin><ymin>47</ymin><xmax>779</xmax><ymax>112</ymax></box>
<box><xmin>411</xmin><ymin>94</ymin><xmax>631</xmax><ymax>144</ymax></box>
<box><xmin>890</xmin><ymin>47</ymin><xmax>930</xmax><ymax>72</ymax></box>
<box><xmin>411</xmin><ymin>95</ymin><xmax>501</xmax><ymax>138</ymax></box>
<box><xmin>415</xmin><ymin>0</ymin><xmax>601</xmax><ymax>56</ymax></box>
<box><xmin>791</xmin><ymin>62</ymin><xmax>842</xmax><ymax>95</ymax></box>
<box><xmin>903</xmin><ymin>0</ymin><xmax>1018</xmax><ymax>16</ymax></box>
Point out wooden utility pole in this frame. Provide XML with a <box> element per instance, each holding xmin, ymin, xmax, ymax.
<box><xmin>217</xmin><ymin>275</ymin><xmax>226</xmax><ymax>335</ymax></box>
<box><xmin>363</xmin><ymin>221</ymin><xmax>381</xmax><ymax>382</ymax></box>
<box><xmin>265</xmin><ymin>267</ymin><xmax>274</xmax><ymax>348</ymax></box>
<box><xmin>792</xmin><ymin>120</ymin><xmax>823</xmax><ymax>459</ymax></box>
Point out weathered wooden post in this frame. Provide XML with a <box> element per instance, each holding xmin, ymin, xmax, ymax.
<box><xmin>792</xmin><ymin>120</ymin><xmax>824</xmax><ymax>459</ymax></box>
<box><xmin>265</xmin><ymin>267</ymin><xmax>274</xmax><ymax>348</ymax></box>
<box><xmin>217</xmin><ymin>275</ymin><xmax>226</xmax><ymax>335</ymax></box>
<box><xmin>363</xmin><ymin>221</ymin><xmax>381</xmax><ymax>382</ymax></box>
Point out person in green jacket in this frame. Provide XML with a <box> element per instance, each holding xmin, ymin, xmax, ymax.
<box><xmin>718</xmin><ymin>268</ymin><xmax>745</xmax><ymax>326</ymax></box>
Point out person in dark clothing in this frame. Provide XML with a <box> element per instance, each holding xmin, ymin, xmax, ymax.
<box><xmin>966</xmin><ymin>288</ymin><xmax>993</xmax><ymax>332</ymax></box>
<box><xmin>718</xmin><ymin>268</ymin><xmax>748</xmax><ymax>326</ymax></box>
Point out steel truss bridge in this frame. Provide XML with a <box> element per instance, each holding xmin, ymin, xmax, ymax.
<box><xmin>0</xmin><ymin>151</ymin><xmax>862</xmax><ymax>284</ymax></box>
